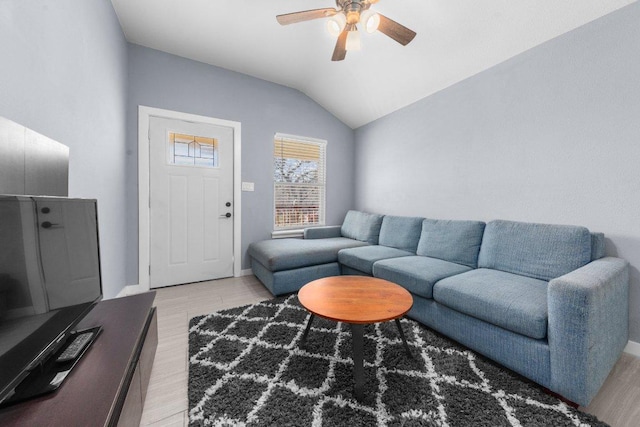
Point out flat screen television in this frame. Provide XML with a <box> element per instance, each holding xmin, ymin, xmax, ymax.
<box><xmin>0</xmin><ymin>195</ymin><xmax>103</xmax><ymax>405</ymax></box>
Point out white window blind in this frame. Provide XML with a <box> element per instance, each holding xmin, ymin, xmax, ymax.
<box><xmin>274</xmin><ymin>134</ymin><xmax>326</xmax><ymax>229</ymax></box>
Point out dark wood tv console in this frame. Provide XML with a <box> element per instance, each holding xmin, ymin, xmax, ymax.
<box><xmin>0</xmin><ymin>292</ymin><xmax>157</xmax><ymax>426</ymax></box>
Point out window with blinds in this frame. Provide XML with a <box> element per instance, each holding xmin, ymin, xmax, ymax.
<box><xmin>274</xmin><ymin>134</ymin><xmax>326</xmax><ymax>229</ymax></box>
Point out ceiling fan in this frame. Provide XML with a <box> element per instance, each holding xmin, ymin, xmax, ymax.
<box><xmin>276</xmin><ymin>0</ymin><xmax>416</xmax><ymax>61</ymax></box>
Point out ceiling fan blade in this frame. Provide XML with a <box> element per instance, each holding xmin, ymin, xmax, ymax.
<box><xmin>331</xmin><ymin>28</ymin><xmax>348</xmax><ymax>61</ymax></box>
<box><xmin>276</xmin><ymin>8</ymin><xmax>337</xmax><ymax>25</ymax></box>
<box><xmin>377</xmin><ymin>14</ymin><xmax>416</xmax><ymax>46</ymax></box>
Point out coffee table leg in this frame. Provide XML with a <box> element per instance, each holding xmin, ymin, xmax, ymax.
<box><xmin>351</xmin><ymin>323</ymin><xmax>364</xmax><ymax>401</ymax></box>
<box><xmin>395</xmin><ymin>318</ymin><xmax>413</xmax><ymax>358</ymax></box>
<box><xmin>301</xmin><ymin>314</ymin><xmax>315</xmax><ymax>346</ymax></box>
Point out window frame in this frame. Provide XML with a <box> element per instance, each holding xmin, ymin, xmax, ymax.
<box><xmin>273</xmin><ymin>133</ymin><xmax>327</xmax><ymax>231</ymax></box>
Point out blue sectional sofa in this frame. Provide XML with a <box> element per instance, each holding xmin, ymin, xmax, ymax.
<box><xmin>247</xmin><ymin>210</ymin><xmax>629</xmax><ymax>406</ymax></box>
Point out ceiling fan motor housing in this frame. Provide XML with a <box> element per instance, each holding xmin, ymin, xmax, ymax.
<box><xmin>336</xmin><ymin>0</ymin><xmax>371</xmax><ymax>24</ymax></box>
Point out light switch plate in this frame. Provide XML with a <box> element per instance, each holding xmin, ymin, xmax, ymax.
<box><xmin>241</xmin><ymin>182</ymin><xmax>255</xmax><ymax>192</ymax></box>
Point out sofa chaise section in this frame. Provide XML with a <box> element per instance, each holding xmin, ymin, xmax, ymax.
<box><xmin>248</xmin><ymin>210</ymin><xmax>383</xmax><ymax>295</ymax></box>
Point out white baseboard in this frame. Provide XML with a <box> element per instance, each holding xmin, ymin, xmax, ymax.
<box><xmin>240</xmin><ymin>268</ymin><xmax>253</xmax><ymax>277</ymax></box>
<box><xmin>624</xmin><ymin>340</ymin><xmax>640</xmax><ymax>357</ymax></box>
<box><xmin>117</xmin><ymin>271</ymin><xmax>254</xmax><ymax>297</ymax></box>
<box><xmin>115</xmin><ymin>284</ymin><xmax>144</xmax><ymax>298</ymax></box>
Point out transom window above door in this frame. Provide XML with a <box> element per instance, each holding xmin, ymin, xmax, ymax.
<box><xmin>273</xmin><ymin>133</ymin><xmax>326</xmax><ymax>230</ymax></box>
<box><xmin>169</xmin><ymin>132</ymin><xmax>219</xmax><ymax>168</ymax></box>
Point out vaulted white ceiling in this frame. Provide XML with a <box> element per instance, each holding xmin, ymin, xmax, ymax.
<box><xmin>110</xmin><ymin>0</ymin><xmax>635</xmax><ymax>129</ymax></box>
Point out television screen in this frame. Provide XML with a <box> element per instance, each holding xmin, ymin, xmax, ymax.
<box><xmin>0</xmin><ymin>195</ymin><xmax>102</xmax><ymax>404</ymax></box>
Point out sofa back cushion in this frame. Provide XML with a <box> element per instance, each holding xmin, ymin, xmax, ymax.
<box><xmin>478</xmin><ymin>220</ymin><xmax>592</xmax><ymax>281</ymax></box>
<box><xmin>340</xmin><ymin>210</ymin><xmax>384</xmax><ymax>244</ymax></box>
<box><xmin>417</xmin><ymin>219</ymin><xmax>486</xmax><ymax>268</ymax></box>
<box><xmin>378</xmin><ymin>215</ymin><xmax>424</xmax><ymax>252</ymax></box>
<box><xmin>591</xmin><ymin>232</ymin><xmax>606</xmax><ymax>260</ymax></box>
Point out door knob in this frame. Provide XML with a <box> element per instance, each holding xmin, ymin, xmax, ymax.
<box><xmin>225</xmin><ymin>202</ymin><xmax>231</xmax><ymax>207</ymax></box>
<box><xmin>41</xmin><ymin>221</ymin><xmax>61</xmax><ymax>229</ymax></box>
<box><xmin>219</xmin><ymin>212</ymin><xmax>232</xmax><ymax>218</ymax></box>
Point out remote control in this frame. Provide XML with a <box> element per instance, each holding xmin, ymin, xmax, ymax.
<box><xmin>56</xmin><ymin>332</ymin><xmax>93</xmax><ymax>363</ymax></box>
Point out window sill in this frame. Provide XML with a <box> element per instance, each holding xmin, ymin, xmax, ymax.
<box><xmin>271</xmin><ymin>229</ymin><xmax>304</xmax><ymax>239</ymax></box>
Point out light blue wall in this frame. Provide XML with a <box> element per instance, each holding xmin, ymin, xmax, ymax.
<box><xmin>354</xmin><ymin>2</ymin><xmax>640</xmax><ymax>341</ymax></box>
<box><xmin>0</xmin><ymin>0</ymin><xmax>129</xmax><ymax>299</ymax></box>
<box><xmin>126</xmin><ymin>44</ymin><xmax>356</xmax><ymax>276</ymax></box>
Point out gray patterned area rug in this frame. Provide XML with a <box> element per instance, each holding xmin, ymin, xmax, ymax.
<box><xmin>188</xmin><ymin>295</ymin><xmax>608</xmax><ymax>426</ymax></box>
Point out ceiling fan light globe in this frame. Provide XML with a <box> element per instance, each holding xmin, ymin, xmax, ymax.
<box><xmin>360</xmin><ymin>10</ymin><xmax>380</xmax><ymax>34</ymax></box>
<box><xmin>327</xmin><ymin>13</ymin><xmax>347</xmax><ymax>37</ymax></box>
<box><xmin>346</xmin><ymin>29</ymin><xmax>361</xmax><ymax>51</ymax></box>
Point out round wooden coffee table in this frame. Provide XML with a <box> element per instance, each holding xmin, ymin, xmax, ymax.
<box><xmin>298</xmin><ymin>276</ymin><xmax>413</xmax><ymax>401</ymax></box>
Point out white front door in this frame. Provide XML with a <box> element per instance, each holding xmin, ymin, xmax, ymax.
<box><xmin>149</xmin><ymin>117</ymin><xmax>234</xmax><ymax>288</ymax></box>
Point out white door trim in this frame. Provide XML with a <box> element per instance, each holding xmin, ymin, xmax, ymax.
<box><xmin>138</xmin><ymin>105</ymin><xmax>241</xmax><ymax>292</ymax></box>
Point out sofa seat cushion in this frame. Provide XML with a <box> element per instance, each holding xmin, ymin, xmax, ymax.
<box><xmin>433</xmin><ymin>268</ymin><xmax>549</xmax><ymax>339</ymax></box>
<box><xmin>478</xmin><ymin>220</ymin><xmax>592</xmax><ymax>281</ymax></box>
<box><xmin>338</xmin><ymin>246</ymin><xmax>414</xmax><ymax>275</ymax></box>
<box><xmin>373</xmin><ymin>256</ymin><xmax>472</xmax><ymax>299</ymax></box>
<box><xmin>248</xmin><ymin>237</ymin><xmax>368</xmax><ymax>272</ymax></box>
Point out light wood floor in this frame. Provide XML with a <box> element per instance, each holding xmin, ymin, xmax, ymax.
<box><xmin>139</xmin><ymin>276</ymin><xmax>640</xmax><ymax>427</ymax></box>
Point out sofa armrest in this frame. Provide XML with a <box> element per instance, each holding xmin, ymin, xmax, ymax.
<box><xmin>304</xmin><ymin>226</ymin><xmax>342</xmax><ymax>239</ymax></box>
<box><xmin>548</xmin><ymin>256</ymin><xmax>629</xmax><ymax>406</ymax></box>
